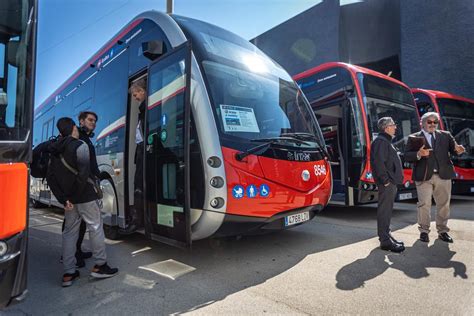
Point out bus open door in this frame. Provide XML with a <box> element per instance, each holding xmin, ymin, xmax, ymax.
<box><xmin>143</xmin><ymin>42</ymin><xmax>192</xmax><ymax>247</ymax></box>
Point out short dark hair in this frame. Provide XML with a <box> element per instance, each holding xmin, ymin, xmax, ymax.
<box><xmin>78</xmin><ymin>111</ymin><xmax>98</xmax><ymax>122</ymax></box>
<box><xmin>57</xmin><ymin>117</ymin><xmax>76</xmax><ymax>136</ymax></box>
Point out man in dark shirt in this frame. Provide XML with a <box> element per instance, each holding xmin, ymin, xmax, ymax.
<box><xmin>121</xmin><ymin>79</ymin><xmax>146</xmax><ymax>234</ymax></box>
<box><xmin>370</xmin><ymin>117</ymin><xmax>405</xmax><ymax>253</ymax></box>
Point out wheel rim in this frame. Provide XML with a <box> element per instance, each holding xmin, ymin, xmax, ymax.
<box><xmin>100</xmin><ymin>179</ymin><xmax>117</xmax><ymax>215</ymax></box>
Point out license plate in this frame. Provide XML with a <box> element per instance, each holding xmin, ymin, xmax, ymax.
<box><xmin>399</xmin><ymin>192</ymin><xmax>412</xmax><ymax>200</ymax></box>
<box><xmin>471</xmin><ymin>187</ymin><xmax>474</xmax><ymax>193</ymax></box>
<box><xmin>285</xmin><ymin>212</ymin><xmax>310</xmax><ymax>226</ymax></box>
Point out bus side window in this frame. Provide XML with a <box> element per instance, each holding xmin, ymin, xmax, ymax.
<box><xmin>41</xmin><ymin>121</ymin><xmax>48</xmax><ymax>141</ymax></box>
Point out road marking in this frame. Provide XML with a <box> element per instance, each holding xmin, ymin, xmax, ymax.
<box><xmin>139</xmin><ymin>259</ymin><xmax>196</xmax><ymax>280</ymax></box>
<box><xmin>131</xmin><ymin>246</ymin><xmax>152</xmax><ymax>256</ymax></box>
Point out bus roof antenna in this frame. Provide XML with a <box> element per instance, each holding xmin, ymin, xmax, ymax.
<box><xmin>166</xmin><ymin>0</ymin><xmax>173</xmax><ymax>14</ymax></box>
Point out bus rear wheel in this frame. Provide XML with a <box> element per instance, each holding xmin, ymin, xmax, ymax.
<box><xmin>30</xmin><ymin>198</ymin><xmax>47</xmax><ymax>209</ymax></box>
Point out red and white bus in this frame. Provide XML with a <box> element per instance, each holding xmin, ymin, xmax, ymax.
<box><xmin>0</xmin><ymin>0</ymin><xmax>37</xmax><ymax>308</ymax></box>
<box><xmin>294</xmin><ymin>62</ymin><xmax>418</xmax><ymax>206</ymax></box>
<box><xmin>31</xmin><ymin>12</ymin><xmax>332</xmax><ymax>247</ymax></box>
<box><xmin>412</xmin><ymin>88</ymin><xmax>474</xmax><ymax>194</ymax></box>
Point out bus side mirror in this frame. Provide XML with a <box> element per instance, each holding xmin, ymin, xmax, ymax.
<box><xmin>142</xmin><ymin>40</ymin><xmax>165</xmax><ymax>61</ymax></box>
<box><xmin>7</xmin><ymin>41</ymin><xmax>20</xmax><ymax>67</ymax></box>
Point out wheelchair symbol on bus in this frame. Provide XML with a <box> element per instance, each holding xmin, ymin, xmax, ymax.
<box><xmin>259</xmin><ymin>184</ymin><xmax>270</xmax><ymax>197</ymax></box>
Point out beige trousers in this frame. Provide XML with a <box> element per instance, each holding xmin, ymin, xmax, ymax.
<box><xmin>416</xmin><ymin>174</ymin><xmax>452</xmax><ymax>234</ymax></box>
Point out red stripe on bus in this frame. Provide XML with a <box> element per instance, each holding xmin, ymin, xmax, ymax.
<box><xmin>96</xmin><ymin>123</ymin><xmax>126</xmax><ymax>141</ymax></box>
<box><xmin>148</xmin><ymin>87</ymin><xmax>186</xmax><ymax>110</ymax></box>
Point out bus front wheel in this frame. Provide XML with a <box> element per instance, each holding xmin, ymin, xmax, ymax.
<box><xmin>100</xmin><ymin>177</ymin><xmax>121</xmax><ymax>240</ymax></box>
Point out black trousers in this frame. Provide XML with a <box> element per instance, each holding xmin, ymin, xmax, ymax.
<box><xmin>132</xmin><ymin>142</ymin><xmax>144</xmax><ymax>226</ymax></box>
<box><xmin>377</xmin><ymin>183</ymin><xmax>398</xmax><ymax>245</ymax></box>
<box><xmin>62</xmin><ymin>218</ymin><xmax>86</xmax><ymax>253</ymax></box>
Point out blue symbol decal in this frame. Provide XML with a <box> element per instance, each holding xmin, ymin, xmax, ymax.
<box><xmin>232</xmin><ymin>185</ymin><xmax>244</xmax><ymax>199</ymax></box>
<box><xmin>246</xmin><ymin>184</ymin><xmax>258</xmax><ymax>198</ymax></box>
<box><xmin>259</xmin><ymin>184</ymin><xmax>270</xmax><ymax>197</ymax></box>
<box><xmin>161</xmin><ymin>114</ymin><xmax>167</xmax><ymax>126</ymax></box>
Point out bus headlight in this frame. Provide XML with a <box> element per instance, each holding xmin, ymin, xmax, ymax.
<box><xmin>210</xmin><ymin>177</ymin><xmax>224</xmax><ymax>188</ymax></box>
<box><xmin>301</xmin><ymin>170</ymin><xmax>311</xmax><ymax>182</ymax></box>
<box><xmin>210</xmin><ymin>197</ymin><xmax>224</xmax><ymax>209</ymax></box>
<box><xmin>0</xmin><ymin>241</ymin><xmax>7</xmax><ymax>257</ymax></box>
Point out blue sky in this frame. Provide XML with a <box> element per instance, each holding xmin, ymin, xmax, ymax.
<box><xmin>35</xmin><ymin>0</ymin><xmax>325</xmax><ymax>107</ymax></box>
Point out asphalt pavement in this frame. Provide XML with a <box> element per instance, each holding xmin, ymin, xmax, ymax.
<box><xmin>2</xmin><ymin>196</ymin><xmax>473</xmax><ymax>315</ymax></box>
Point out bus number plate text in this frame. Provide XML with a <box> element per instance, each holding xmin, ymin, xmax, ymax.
<box><xmin>285</xmin><ymin>212</ymin><xmax>310</xmax><ymax>227</ymax></box>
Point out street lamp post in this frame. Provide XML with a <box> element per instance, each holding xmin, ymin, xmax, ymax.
<box><xmin>166</xmin><ymin>0</ymin><xmax>173</xmax><ymax>14</ymax></box>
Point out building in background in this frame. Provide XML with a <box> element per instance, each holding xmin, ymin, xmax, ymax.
<box><xmin>251</xmin><ymin>0</ymin><xmax>474</xmax><ymax>99</ymax></box>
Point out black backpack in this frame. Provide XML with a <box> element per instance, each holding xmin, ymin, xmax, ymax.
<box><xmin>31</xmin><ymin>136</ymin><xmax>58</xmax><ymax>178</ymax></box>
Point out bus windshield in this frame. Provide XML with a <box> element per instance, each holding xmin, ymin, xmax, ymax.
<box><xmin>0</xmin><ymin>0</ymin><xmax>32</xmax><ymax>142</ymax></box>
<box><xmin>437</xmin><ymin>98</ymin><xmax>474</xmax><ymax>163</ymax></box>
<box><xmin>358</xmin><ymin>73</ymin><xmax>419</xmax><ymax>151</ymax></box>
<box><xmin>173</xmin><ymin>16</ymin><xmax>324</xmax><ymax>151</ymax></box>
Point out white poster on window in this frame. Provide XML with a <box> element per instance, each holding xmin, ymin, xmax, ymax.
<box><xmin>220</xmin><ymin>104</ymin><xmax>260</xmax><ymax>133</ymax></box>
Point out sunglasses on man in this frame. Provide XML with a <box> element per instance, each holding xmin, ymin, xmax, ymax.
<box><xmin>427</xmin><ymin>120</ymin><xmax>439</xmax><ymax>125</ymax></box>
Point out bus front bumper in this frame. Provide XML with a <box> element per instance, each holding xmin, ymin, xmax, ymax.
<box><xmin>452</xmin><ymin>179</ymin><xmax>474</xmax><ymax>195</ymax></box>
<box><xmin>212</xmin><ymin>204</ymin><xmax>324</xmax><ymax>238</ymax></box>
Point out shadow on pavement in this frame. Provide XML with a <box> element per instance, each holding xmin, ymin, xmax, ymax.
<box><xmin>336</xmin><ymin>239</ymin><xmax>468</xmax><ymax>291</ymax></box>
<box><xmin>5</xmin><ymin>198</ymin><xmax>472</xmax><ymax>315</ymax></box>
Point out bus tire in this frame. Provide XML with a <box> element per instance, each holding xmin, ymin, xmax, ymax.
<box><xmin>100</xmin><ymin>177</ymin><xmax>121</xmax><ymax>240</ymax></box>
<box><xmin>103</xmin><ymin>223</ymin><xmax>120</xmax><ymax>240</ymax></box>
<box><xmin>30</xmin><ymin>198</ymin><xmax>46</xmax><ymax>209</ymax></box>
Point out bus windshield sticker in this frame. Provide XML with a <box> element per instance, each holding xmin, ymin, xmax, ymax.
<box><xmin>220</xmin><ymin>104</ymin><xmax>260</xmax><ymax>133</ymax></box>
<box><xmin>157</xmin><ymin>204</ymin><xmax>183</xmax><ymax>227</ymax></box>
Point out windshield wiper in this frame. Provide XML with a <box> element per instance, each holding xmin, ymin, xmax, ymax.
<box><xmin>235</xmin><ymin>136</ymin><xmax>309</xmax><ymax>161</ymax></box>
<box><xmin>281</xmin><ymin>132</ymin><xmax>328</xmax><ymax>157</ymax></box>
<box><xmin>280</xmin><ymin>132</ymin><xmax>319</xmax><ymax>141</ymax></box>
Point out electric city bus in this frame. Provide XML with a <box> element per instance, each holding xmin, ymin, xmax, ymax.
<box><xmin>294</xmin><ymin>62</ymin><xmax>418</xmax><ymax>206</ymax></box>
<box><xmin>0</xmin><ymin>0</ymin><xmax>37</xmax><ymax>308</ymax></box>
<box><xmin>30</xmin><ymin>11</ymin><xmax>331</xmax><ymax>247</ymax></box>
<box><xmin>412</xmin><ymin>88</ymin><xmax>474</xmax><ymax>194</ymax></box>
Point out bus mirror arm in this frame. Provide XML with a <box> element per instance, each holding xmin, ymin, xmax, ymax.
<box><xmin>344</xmin><ymin>85</ymin><xmax>355</xmax><ymax>97</ymax></box>
<box><xmin>325</xmin><ymin>144</ymin><xmax>337</xmax><ymax>162</ymax></box>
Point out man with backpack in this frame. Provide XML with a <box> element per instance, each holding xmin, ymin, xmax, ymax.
<box><xmin>47</xmin><ymin>117</ymin><xmax>118</xmax><ymax>287</ymax></box>
<box><xmin>59</xmin><ymin>111</ymin><xmax>101</xmax><ymax>267</ymax></box>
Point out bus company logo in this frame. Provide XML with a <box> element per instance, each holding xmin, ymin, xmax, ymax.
<box><xmin>314</xmin><ymin>164</ymin><xmax>327</xmax><ymax>176</ymax></box>
<box><xmin>97</xmin><ymin>54</ymin><xmax>110</xmax><ymax>68</ymax></box>
<box><xmin>288</xmin><ymin>151</ymin><xmax>311</xmax><ymax>161</ymax></box>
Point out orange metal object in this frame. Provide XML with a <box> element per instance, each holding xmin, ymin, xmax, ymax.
<box><xmin>0</xmin><ymin>163</ymin><xmax>28</xmax><ymax>239</ymax></box>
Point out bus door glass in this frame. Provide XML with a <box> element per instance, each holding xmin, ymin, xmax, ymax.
<box><xmin>144</xmin><ymin>43</ymin><xmax>191</xmax><ymax>247</ymax></box>
<box><xmin>313</xmin><ymin>100</ymin><xmax>346</xmax><ymax>199</ymax></box>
